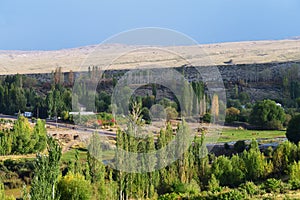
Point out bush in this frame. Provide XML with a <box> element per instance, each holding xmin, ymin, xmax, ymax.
<box><xmin>272</xmin><ymin>141</ymin><xmax>297</xmax><ymax>174</ymax></box>
<box><xmin>165</xmin><ymin>107</ymin><xmax>178</xmax><ymax>121</ymax></box>
<box><xmin>234</xmin><ymin>140</ymin><xmax>246</xmax><ymax>153</ymax></box>
<box><xmin>141</xmin><ymin>107</ymin><xmax>151</xmax><ymax>124</ymax></box>
<box><xmin>211</xmin><ymin>155</ymin><xmax>245</xmax><ymax>187</ymax></box>
<box><xmin>224</xmin><ymin>143</ymin><xmax>230</xmax><ymax>150</ymax></box>
<box><xmin>203</xmin><ymin>113</ymin><xmax>212</xmax><ymax>123</ymax></box>
<box><xmin>242</xmin><ymin>141</ymin><xmax>273</xmax><ymax>181</ymax></box>
<box><xmin>238</xmin><ymin>92</ymin><xmax>250</xmax><ymax>105</ymax></box>
<box><xmin>288</xmin><ymin>161</ymin><xmax>300</xmax><ymax>190</ymax></box>
<box><xmin>208</xmin><ymin>174</ymin><xmax>221</xmax><ymax>193</ymax></box>
<box><xmin>263</xmin><ymin>178</ymin><xmax>283</xmax><ymax>193</ymax></box>
<box><xmin>266</xmin><ymin>119</ymin><xmax>283</xmax><ymax>130</ymax></box>
<box><xmin>218</xmin><ymin>189</ymin><xmax>245</xmax><ymax>200</ymax></box>
<box><xmin>225</xmin><ymin>107</ymin><xmax>240</xmax><ymax>123</ymax></box>
<box><xmin>158</xmin><ymin>192</ymin><xmax>181</xmax><ymax>200</ymax></box>
<box><xmin>97</xmin><ymin>112</ymin><xmax>115</xmax><ymax>126</ymax></box>
<box><xmin>185</xmin><ymin>179</ymin><xmax>201</xmax><ymax>195</ymax></box>
<box><xmin>57</xmin><ymin>172</ymin><xmax>92</xmax><ymax>200</ymax></box>
<box><xmin>284</xmin><ymin>114</ymin><xmax>292</xmax><ymax>127</ymax></box>
<box><xmin>239</xmin><ymin>181</ymin><xmax>259</xmax><ymax>196</ymax></box>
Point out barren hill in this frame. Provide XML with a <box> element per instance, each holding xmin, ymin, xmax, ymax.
<box><xmin>0</xmin><ymin>39</ymin><xmax>300</xmax><ymax>75</ymax></box>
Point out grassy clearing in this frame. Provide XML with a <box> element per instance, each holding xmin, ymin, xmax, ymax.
<box><xmin>61</xmin><ymin>148</ymin><xmax>115</xmax><ymax>163</ymax></box>
<box><xmin>61</xmin><ymin>148</ymin><xmax>88</xmax><ymax>163</ymax></box>
<box><xmin>206</xmin><ymin>129</ymin><xmax>286</xmax><ymax>143</ymax></box>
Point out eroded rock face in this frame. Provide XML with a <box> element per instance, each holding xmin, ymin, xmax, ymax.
<box><xmin>4</xmin><ymin>61</ymin><xmax>300</xmax><ymax>102</ymax></box>
<box><xmin>107</xmin><ymin>61</ymin><xmax>299</xmax><ymax>101</ymax></box>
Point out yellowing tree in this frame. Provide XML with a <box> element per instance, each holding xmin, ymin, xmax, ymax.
<box><xmin>211</xmin><ymin>94</ymin><xmax>219</xmax><ymax>121</ymax></box>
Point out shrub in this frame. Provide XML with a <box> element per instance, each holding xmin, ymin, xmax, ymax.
<box><xmin>239</xmin><ymin>181</ymin><xmax>259</xmax><ymax>196</ymax></box>
<box><xmin>284</xmin><ymin>114</ymin><xmax>292</xmax><ymax>127</ymax></box>
<box><xmin>211</xmin><ymin>189</ymin><xmax>246</xmax><ymax>200</ymax></box>
<box><xmin>224</xmin><ymin>143</ymin><xmax>230</xmax><ymax>150</ymax></box>
<box><xmin>165</xmin><ymin>107</ymin><xmax>178</xmax><ymax>121</ymax></box>
<box><xmin>208</xmin><ymin>174</ymin><xmax>221</xmax><ymax>193</ymax></box>
<box><xmin>203</xmin><ymin>113</ymin><xmax>212</xmax><ymax>123</ymax></box>
<box><xmin>57</xmin><ymin>172</ymin><xmax>92</xmax><ymax>200</ymax></box>
<box><xmin>272</xmin><ymin>141</ymin><xmax>297</xmax><ymax>174</ymax></box>
<box><xmin>141</xmin><ymin>107</ymin><xmax>151</xmax><ymax>124</ymax></box>
<box><xmin>0</xmin><ymin>182</ymin><xmax>4</xmax><ymax>200</ymax></box>
<box><xmin>211</xmin><ymin>155</ymin><xmax>245</xmax><ymax>187</ymax></box>
<box><xmin>234</xmin><ymin>140</ymin><xmax>246</xmax><ymax>153</ymax></box>
<box><xmin>263</xmin><ymin>178</ymin><xmax>282</xmax><ymax>193</ymax></box>
<box><xmin>288</xmin><ymin>161</ymin><xmax>300</xmax><ymax>190</ymax></box>
<box><xmin>266</xmin><ymin>119</ymin><xmax>283</xmax><ymax>130</ymax></box>
<box><xmin>225</xmin><ymin>107</ymin><xmax>240</xmax><ymax>123</ymax></box>
<box><xmin>184</xmin><ymin>179</ymin><xmax>201</xmax><ymax>196</ymax></box>
<box><xmin>172</xmin><ymin>179</ymin><xmax>200</xmax><ymax>196</ymax></box>
<box><xmin>242</xmin><ymin>141</ymin><xmax>273</xmax><ymax>181</ymax></box>
<box><xmin>158</xmin><ymin>192</ymin><xmax>181</xmax><ymax>200</ymax></box>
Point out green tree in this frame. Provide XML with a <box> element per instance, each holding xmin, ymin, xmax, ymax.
<box><xmin>193</xmin><ymin>135</ymin><xmax>210</xmax><ymax>188</ymax></box>
<box><xmin>46</xmin><ymin>91</ymin><xmax>54</xmax><ymax>118</ymax></box>
<box><xmin>238</xmin><ymin>92</ymin><xmax>250</xmax><ymax>105</ymax></box>
<box><xmin>57</xmin><ymin>173</ymin><xmax>92</xmax><ymax>200</ymax></box>
<box><xmin>32</xmin><ymin>119</ymin><xmax>47</xmax><ymax>152</ymax></box>
<box><xmin>225</xmin><ymin>107</ymin><xmax>240</xmax><ymax>123</ymax></box>
<box><xmin>289</xmin><ymin>161</ymin><xmax>300</xmax><ymax>189</ymax></box>
<box><xmin>12</xmin><ymin>116</ymin><xmax>34</xmax><ymax>154</ymax></box>
<box><xmin>242</xmin><ymin>140</ymin><xmax>273</xmax><ymax>181</ymax></box>
<box><xmin>211</xmin><ymin>155</ymin><xmax>244</xmax><ymax>187</ymax></box>
<box><xmin>175</xmin><ymin>120</ymin><xmax>192</xmax><ymax>183</ymax></box>
<box><xmin>286</xmin><ymin>114</ymin><xmax>300</xmax><ymax>144</ymax></box>
<box><xmin>211</xmin><ymin>94</ymin><xmax>219</xmax><ymax>121</ymax></box>
<box><xmin>249</xmin><ymin>100</ymin><xmax>285</xmax><ymax>130</ymax></box>
<box><xmin>0</xmin><ymin>132</ymin><xmax>12</xmax><ymax>155</ymax></box>
<box><xmin>165</xmin><ymin>107</ymin><xmax>178</xmax><ymax>121</ymax></box>
<box><xmin>272</xmin><ymin>141</ymin><xmax>297</xmax><ymax>174</ymax></box>
<box><xmin>208</xmin><ymin>174</ymin><xmax>220</xmax><ymax>193</ymax></box>
<box><xmin>30</xmin><ymin>137</ymin><xmax>62</xmax><ymax>200</ymax></box>
<box><xmin>234</xmin><ymin>140</ymin><xmax>246</xmax><ymax>153</ymax></box>
<box><xmin>87</xmin><ymin>133</ymin><xmax>106</xmax><ymax>199</ymax></box>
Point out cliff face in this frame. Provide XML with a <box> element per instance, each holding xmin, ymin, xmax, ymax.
<box><xmin>189</xmin><ymin>61</ymin><xmax>300</xmax><ymax>101</ymax></box>
<box><xmin>103</xmin><ymin>61</ymin><xmax>299</xmax><ymax>102</ymax></box>
<box><xmin>8</xmin><ymin>61</ymin><xmax>300</xmax><ymax>102</ymax></box>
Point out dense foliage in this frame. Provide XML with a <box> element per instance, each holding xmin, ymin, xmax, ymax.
<box><xmin>2</xmin><ymin>65</ymin><xmax>300</xmax><ymax>199</ymax></box>
<box><xmin>0</xmin><ymin>116</ymin><xmax>47</xmax><ymax>155</ymax></box>
<box><xmin>250</xmin><ymin>100</ymin><xmax>286</xmax><ymax>130</ymax></box>
<box><xmin>286</xmin><ymin>114</ymin><xmax>300</xmax><ymax>144</ymax></box>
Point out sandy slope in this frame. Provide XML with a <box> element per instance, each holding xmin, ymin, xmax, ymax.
<box><xmin>0</xmin><ymin>39</ymin><xmax>300</xmax><ymax>75</ymax></box>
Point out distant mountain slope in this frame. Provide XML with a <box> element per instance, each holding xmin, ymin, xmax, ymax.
<box><xmin>0</xmin><ymin>39</ymin><xmax>300</xmax><ymax>75</ymax></box>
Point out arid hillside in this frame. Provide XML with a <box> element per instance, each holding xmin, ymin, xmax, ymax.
<box><xmin>0</xmin><ymin>39</ymin><xmax>300</xmax><ymax>75</ymax></box>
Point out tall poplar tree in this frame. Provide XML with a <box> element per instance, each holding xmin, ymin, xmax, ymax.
<box><xmin>30</xmin><ymin>137</ymin><xmax>62</xmax><ymax>200</ymax></box>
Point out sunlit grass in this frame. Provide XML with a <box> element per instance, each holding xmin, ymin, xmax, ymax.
<box><xmin>205</xmin><ymin>129</ymin><xmax>286</xmax><ymax>143</ymax></box>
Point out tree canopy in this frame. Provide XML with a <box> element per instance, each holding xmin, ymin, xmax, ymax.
<box><xmin>286</xmin><ymin>115</ymin><xmax>300</xmax><ymax>144</ymax></box>
<box><xmin>249</xmin><ymin>100</ymin><xmax>285</xmax><ymax>130</ymax></box>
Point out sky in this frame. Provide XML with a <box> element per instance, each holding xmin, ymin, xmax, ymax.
<box><xmin>0</xmin><ymin>0</ymin><xmax>300</xmax><ymax>50</ymax></box>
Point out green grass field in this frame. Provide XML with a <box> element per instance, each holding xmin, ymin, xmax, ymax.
<box><xmin>61</xmin><ymin>148</ymin><xmax>88</xmax><ymax>163</ymax></box>
<box><xmin>206</xmin><ymin>129</ymin><xmax>286</xmax><ymax>143</ymax></box>
<box><xmin>61</xmin><ymin>148</ymin><xmax>115</xmax><ymax>163</ymax></box>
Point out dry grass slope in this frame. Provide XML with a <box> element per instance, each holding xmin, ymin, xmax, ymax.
<box><xmin>0</xmin><ymin>39</ymin><xmax>300</xmax><ymax>75</ymax></box>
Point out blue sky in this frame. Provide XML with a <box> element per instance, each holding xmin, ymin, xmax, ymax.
<box><xmin>0</xmin><ymin>0</ymin><xmax>299</xmax><ymax>50</ymax></box>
